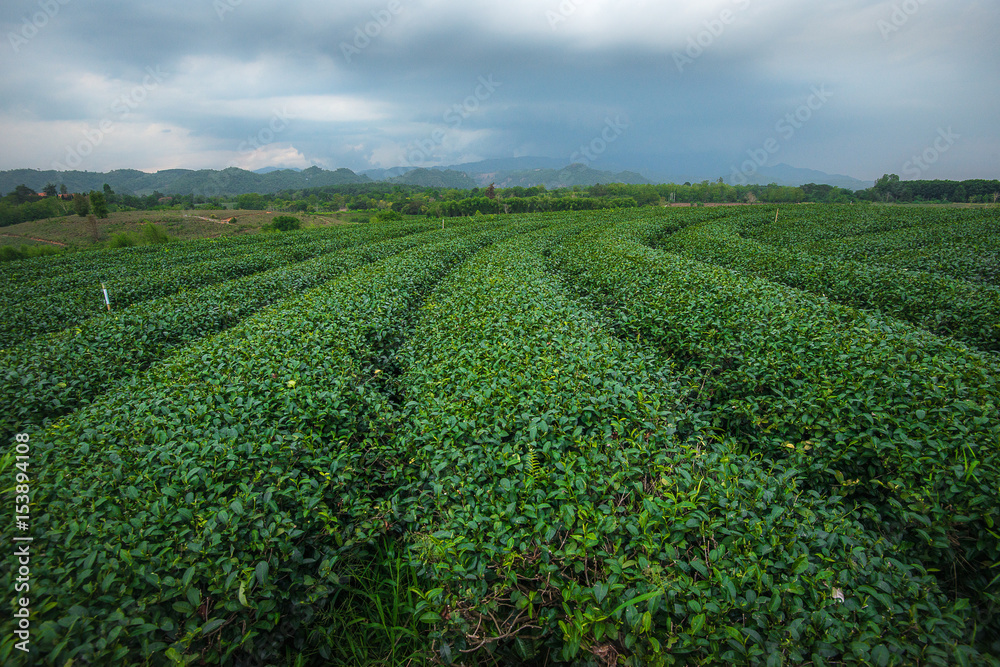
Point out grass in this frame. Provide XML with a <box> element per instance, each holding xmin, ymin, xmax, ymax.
<box><xmin>0</xmin><ymin>209</ymin><xmax>366</xmax><ymax>260</ymax></box>
<box><xmin>289</xmin><ymin>541</ymin><xmax>427</xmax><ymax>666</ymax></box>
<box><xmin>0</xmin><ymin>208</ymin><xmax>374</xmax><ymax>252</ymax></box>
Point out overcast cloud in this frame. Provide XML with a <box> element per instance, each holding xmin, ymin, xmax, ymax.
<box><xmin>1</xmin><ymin>0</ymin><xmax>997</xmax><ymax>181</ymax></box>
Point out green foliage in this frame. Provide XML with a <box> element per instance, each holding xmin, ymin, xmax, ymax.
<box><xmin>372</xmin><ymin>209</ymin><xmax>403</xmax><ymax>223</ymax></box>
<box><xmin>0</xmin><ymin>244</ymin><xmax>61</xmax><ymax>262</ymax></box>
<box><xmin>0</xmin><ymin>221</ymin><xmax>524</xmax><ymax>664</ymax></box>
<box><xmin>0</xmin><ymin>223</ymin><xmax>448</xmax><ymax>442</ymax></box>
<box><xmin>73</xmin><ymin>192</ymin><xmax>90</xmax><ymax>217</ymax></box>
<box><xmin>237</xmin><ymin>192</ymin><xmax>269</xmax><ymax>210</ymax></box>
<box><xmin>382</xmin><ymin>222</ymin><xmax>982</xmax><ymax>664</ymax></box>
<box><xmin>0</xmin><ymin>221</ymin><xmax>432</xmax><ymax>350</ymax></box>
<box><xmin>658</xmin><ymin>206</ymin><xmax>1000</xmax><ymax>351</ymax></box>
<box><xmin>263</xmin><ymin>215</ymin><xmax>302</xmax><ymax>232</ymax></box>
<box><xmin>1</xmin><ymin>208</ymin><xmax>998</xmax><ymax>664</ymax></box>
<box><xmin>89</xmin><ymin>190</ymin><xmax>109</xmax><ymax>218</ymax></box>
<box><xmin>141</xmin><ymin>223</ymin><xmax>173</xmax><ymax>245</ymax></box>
<box><xmin>108</xmin><ymin>232</ymin><xmax>137</xmax><ymax>248</ymax></box>
<box><xmin>554</xmin><ymin>209</ymin><xmax>1000</xmax><ymax>654</ymax></box>
<box><xmin>0</xmin><ymin>196</ymin><xmax>66</xmax><ymax>227</ymax></box>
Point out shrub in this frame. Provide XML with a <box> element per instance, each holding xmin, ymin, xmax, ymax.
<box><xmin>108</xmin><ymin>232</ymin><xmax>137</xmax><ymax>248</ymax></box>
<box><xmin>372</xmin><ymin>209</ymin><xmax>403</xmax><ymax>223</ymax></box>
<box><xmin>263</xmin><ymin>215</ymin><xmax>302</xmax><ymax>232</ymax></box>
<box><xmin>0</xmin><ymin>244</ymin><xmax>61</xmax><ymax>262</ymax></box>
<box><xmin>141</xmin><ymin>223</ymin><xmax>173</xmax><ymax>245</ymax></box>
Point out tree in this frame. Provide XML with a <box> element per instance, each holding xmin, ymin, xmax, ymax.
<box><xmin>87</xmin><ymin>214</ymin><xmax>100</xmax><ymax>242</ymax></box>
<box><xmin>43</xmin><ymin>183</ymin><xmax>58</xmax><ymax>198</ymax></box>
<box><xmin>485</xmin><ymin>183</ymin><xmax>496</xmax><ymax>200</ymax></box>
<box><xmin>59</xmin><ymin>184</ymin><xmax>68</xmax><ymax>196</ymax></box>
<box><xmin>237</xmin><ymin>193</ymin><xmax>268</xmax><ymax>210</ymax></box>
<box><xmin>993</xmin><ymin>192</ymin><xmax>999</xmax><ymax>205</ymax></box>
<box><xmin>872</xmin><ymin>174</ymin><xmax>905</xmax><ymax>202</ymax></box>
<box><xmin>89</xmin><ymin>191</ymin><xmax>109</xmax><ymax>219</ymax></box>
<box><xmin>953</xmin><ymin>185</ymin><xmax>967</xmax><ymax>203</ymax></box>
<box><xmin>73</xmin><ymin>193</ymin><xmax>90</xmax><ymax>217</ymax></box>
<box><xmin>264</xmin><ymin>215</ymin><xmax>301</xmax><ymax>231</ymax></box>
<box><xmin>103</xmin><ymin>183</ymin><xmax>116</xmax><ymax>206</ymax></box>
<box><xmin>8</xmin><ymin>184</ymin><xmax>36</xmax><ymax>204</ymax></box>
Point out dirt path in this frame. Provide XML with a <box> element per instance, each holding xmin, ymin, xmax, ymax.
<box><xmin>183</xmin><ymin>215</ymin><xmax>233</xmax><ymax>225</ymax></box>
<box><xmin>0</xmin><ymin>233</ymin><xmax>68</xmax><ymax>247</ymax></box>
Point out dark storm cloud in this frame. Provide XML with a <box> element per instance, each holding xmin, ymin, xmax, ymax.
<box><xmin>1</xmin><ymin>0</ymin><xmax>997</xmax><ymax>180</ymax></box>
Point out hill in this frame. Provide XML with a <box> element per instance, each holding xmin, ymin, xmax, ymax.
<box><xmin>482</xmin><ymin>163</ymin><xmax>651</xmax><ymax>189</ymax></box>
<box><xmin>387</xmin><ymin>168</ymin><xmax>477</xmax><ymax>189</ymax></box>
<box><xmin>0</xmin><ymin>166</ymin><xmax>370</xmax><ymax>196</ymax></box>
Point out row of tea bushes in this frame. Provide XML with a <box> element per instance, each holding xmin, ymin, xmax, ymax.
<box><xmin>384</xmin><ymin>226</ymin><xmax>975</xmax><ymax>665</ymax></box>
<box><xmin>554</xmin><ymin>218</ymin><xmax>1000</xmax><ymax>654</ymax></box>
<box><xmin>875</xmin><ymin>241</ymin><xmax>1000</xmax><ymax>287</ymax></box>
<box><xmin>0</xmin><ymin>225</ymin><xmax>530</xmax><ymax>665</ymax></box>
<box><xmin>658</xmin><ymin>213</ymin><xmax>1000</xmax><ymax>351</ymax></box>
<box><xmin>0</xmin><ymin>220</ymin><xmax>437</xmax><ymax>289</ymax></box>
<box><xmin>745</xmin><ymin>206</ymin><xmax>995</xmax><ymax>253</ymax></box>
<box><xmin>0</xmin><ymin>221</ymin><xmax>438</xmax><ymax>348</ymax></box>
<box><xmin>0</xmin><ymin>225</ymin><xmax>471</xmax><ymax>442</ymax></box>
<box><xmin>748</xmin><ymin>207</ymin><xmax>1000</xmax><ymax>286</ymax></box>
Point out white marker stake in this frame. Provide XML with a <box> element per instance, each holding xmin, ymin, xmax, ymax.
<box><xmin>101</xmin><ymin>283</ymin><xmax>111</xmax><ymax>312</ymax></box>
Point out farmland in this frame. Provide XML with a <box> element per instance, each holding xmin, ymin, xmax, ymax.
<box><xmin>1</xmin><ymin>205</ymin><xmax>999</xmax><ymax>666</ymax></box>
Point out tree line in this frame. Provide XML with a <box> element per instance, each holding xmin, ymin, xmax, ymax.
<box><xmin>862</xmin><ymin>175</ymin><xmax>1000</xmax><ymax>204</ymax></box>
<box><xmin>4</xmin><ymin>176</ymin><xmax>998</xmax><ymax>228</ymax></box>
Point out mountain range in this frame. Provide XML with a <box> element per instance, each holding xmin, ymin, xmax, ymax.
<box><xmin>1</xmin><ymin>159</ymin><xmax>872</xmax><ymax>196</ymax></box>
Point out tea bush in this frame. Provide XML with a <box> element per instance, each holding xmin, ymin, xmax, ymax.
<box><xmin>0</xmin><ymin>225</ymin><xmax>464</xmax><ymax>442</ymax></box>
<box><xmin>1</xmin><ymin>208</ymin><xmax>997</xmax><ymax>665</ymax></box>
<box><xmin>554</xmin><ymin>218</ymin><xmax>1000</xmax><ymax>653</ymax></box>
<box><xmin>657</xmin><ymin>210</ymin><xmax>1000</xmax><ymax>351</ymax></box>
<box><xmin>385</xmin><ymin>226</ymin><xmax>979</xmax><ymax>665</ymax></box>
<box><xmin>0</xmin><ymin>221</ymin><xmax>438</xmax><ymax>348</ymax></box>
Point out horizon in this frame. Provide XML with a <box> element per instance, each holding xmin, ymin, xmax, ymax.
<box><xmin>2</xmin><ymin>1</ymin><xmax>998</xmax><ymax>182</ymax></box>
<box><xmin>8</xmin><ymin>160</ymin><xmax>1000</xmax><ymax>183</ymax></box>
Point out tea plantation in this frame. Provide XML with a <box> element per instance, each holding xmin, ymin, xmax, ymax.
<box><xmin>2</xmin><ymin>206</ymin><xmax>998</xmax><ymax>666</ymax></box>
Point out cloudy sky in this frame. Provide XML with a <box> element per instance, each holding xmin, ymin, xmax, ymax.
<box><xmin>1</xmin><ymin>0</ymin><xmax>997</xmax><ymax>182</ymax></box>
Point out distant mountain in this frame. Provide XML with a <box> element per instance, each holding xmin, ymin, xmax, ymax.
<box><xmin>434</xmin><ymin>157</ymin><xmax>569</xmax><ymax>174</ymax></box>
<box><xmin>359</xmin><ymin>166</ymin><xmax>417</xmax><ymax>181</ymax></box>
<box><xmin>726</xmin><ymin>163</ymin><xmax>872</xmax><ymax>190</ymax></box>
<box><xmin>474</xmin><ymin>163</ymin><xmax>650</xmax><ymax>189</ymax></box>
<box><xmin>0</xmin><ymin>166</ymin><xmax>369</xmax><ymax>196</ymax></box>
<box><xmin>253</xmin><ymin>166</ymin><xmax>302</xmax><ymax>174</ymax></box>
<box><xmin>388</xmin><ymin>169</ymin><xmax>477</xmax><ymax>189</ymax></box>
<box><xmin>0</xmin><ymin>160</ymin><xmax>872</xmax><ymax>196</ymax></box>
<box><xmin>368</xmin><ymin>158</ymin><xmax>650</xmax><ymax>189</ymax></box>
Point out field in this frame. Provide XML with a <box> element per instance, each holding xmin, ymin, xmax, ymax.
<box><xmin>1</xmin><ymin>205</ymin><xmax>999</xmax><ymax>666</ymax></box>
<box><xmin>0</xmin><ymin>209</ymin><xmax>355</xmax><ymax>251</ymax></box>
